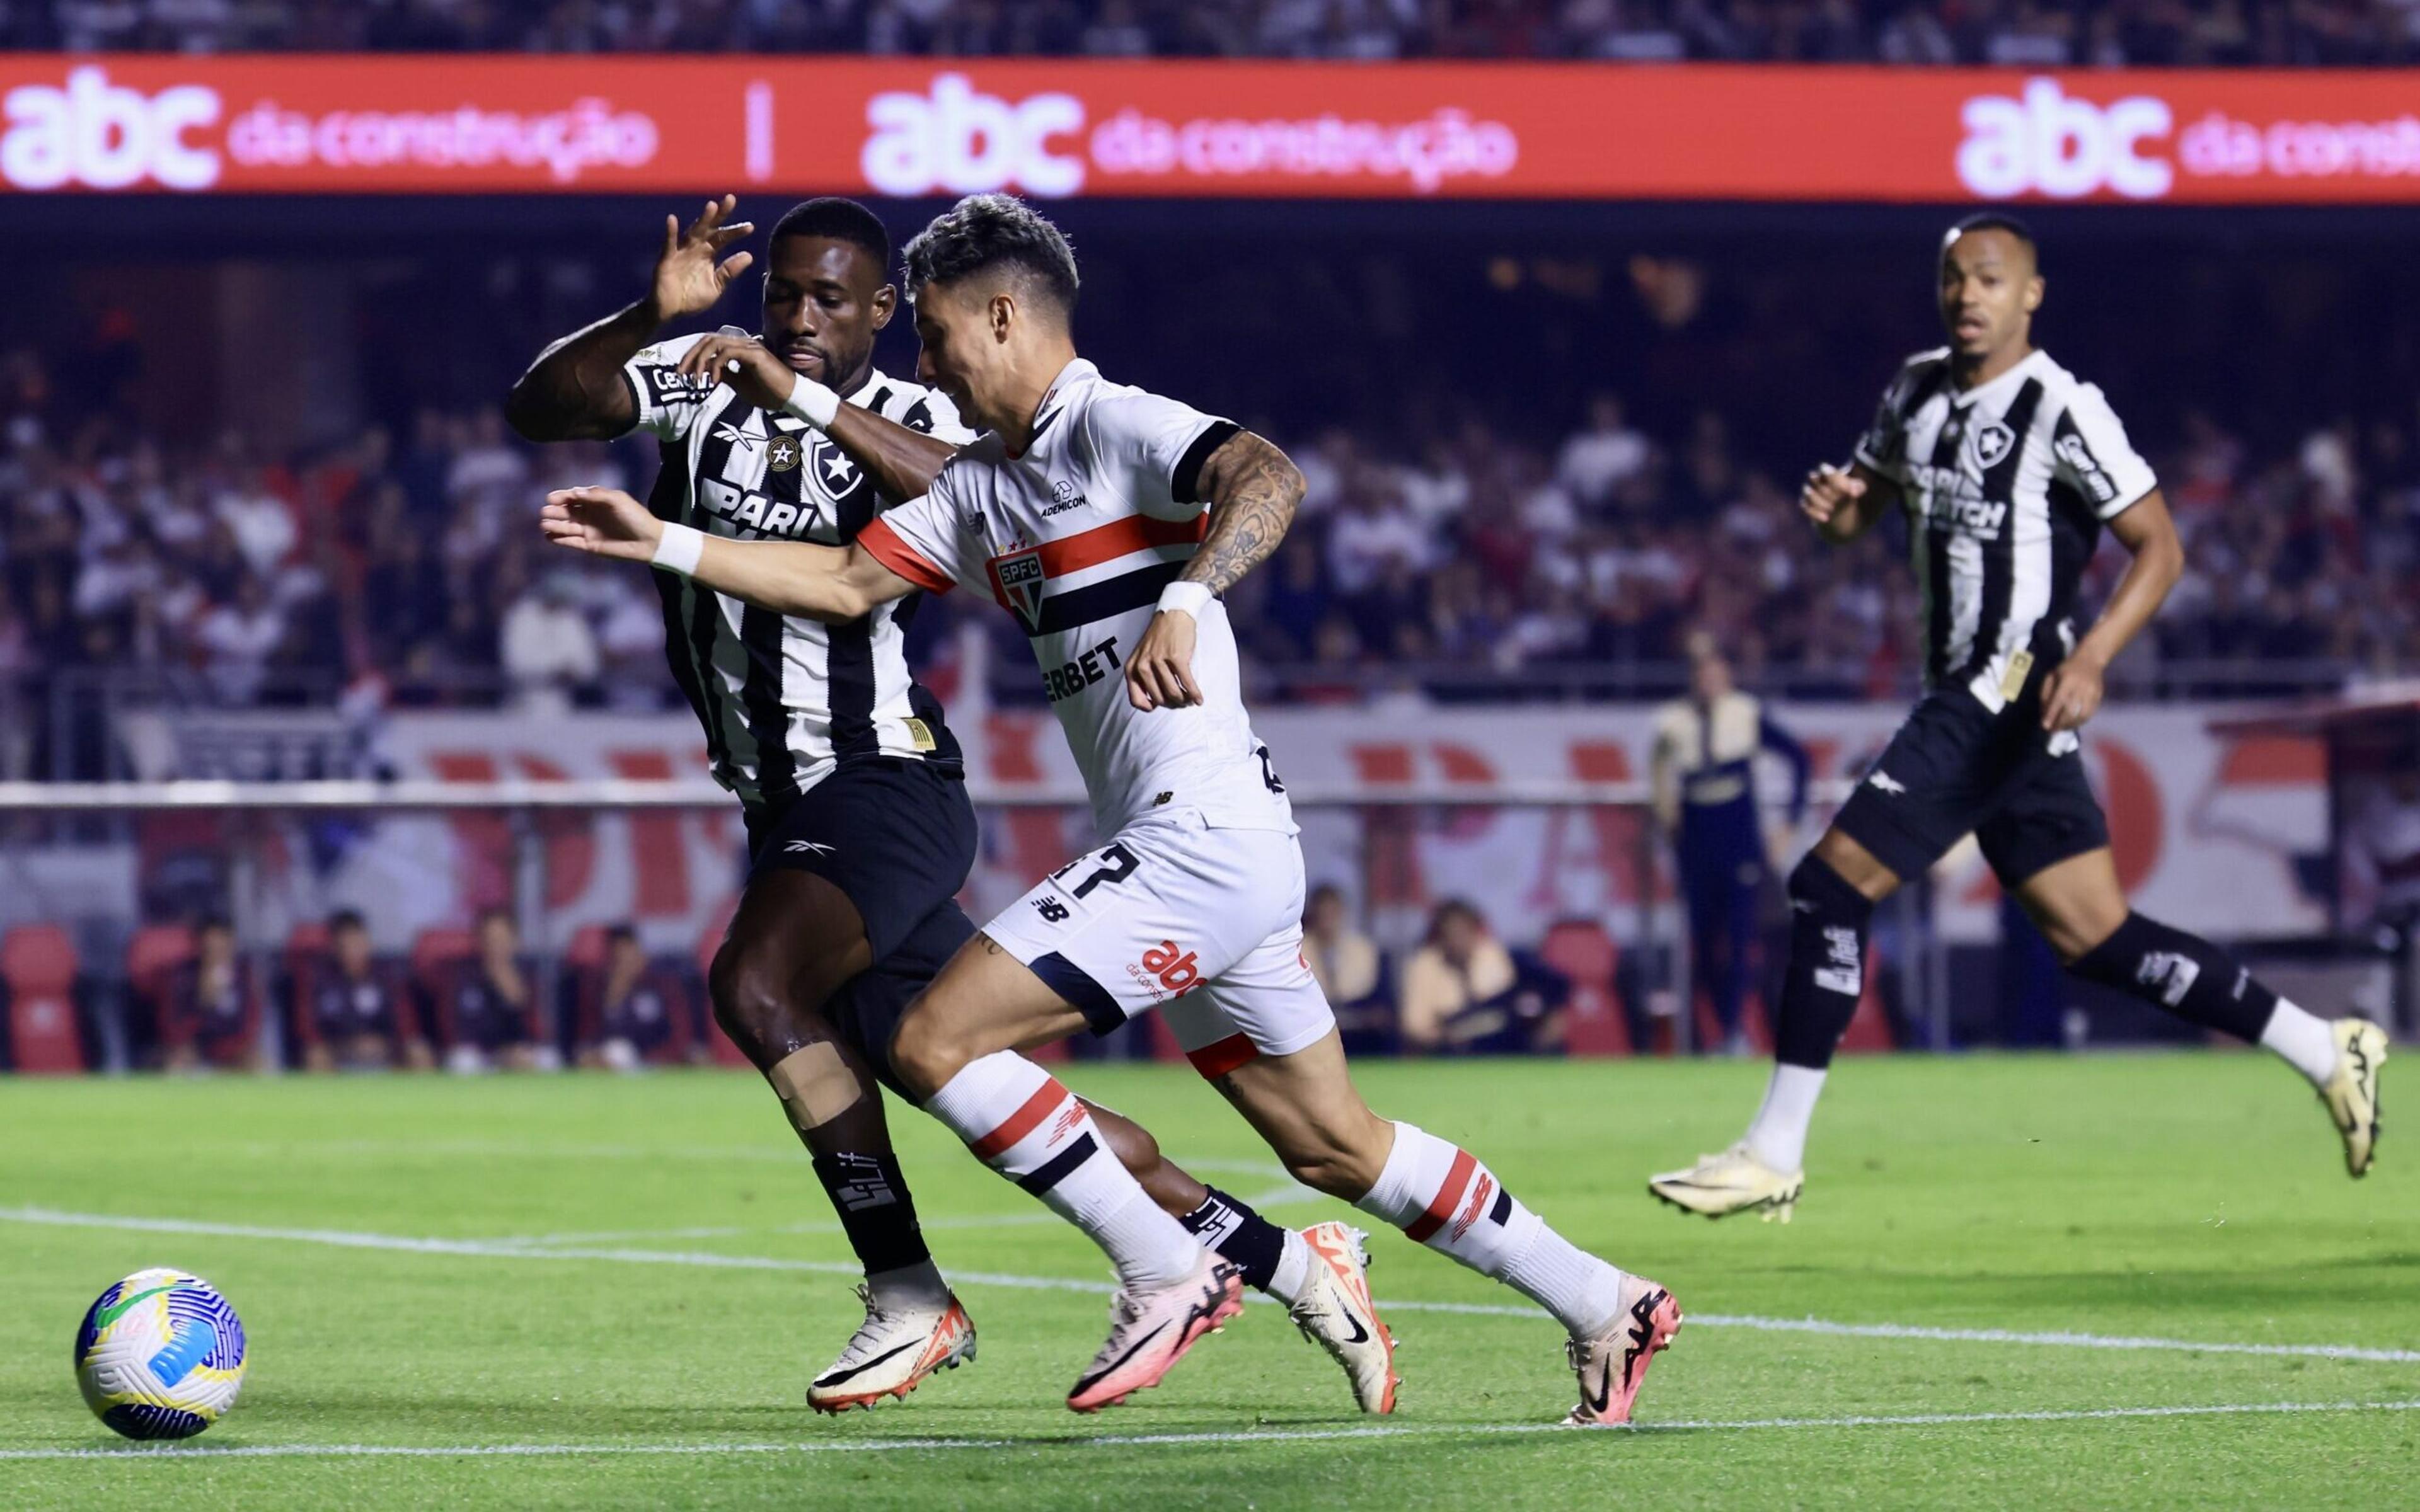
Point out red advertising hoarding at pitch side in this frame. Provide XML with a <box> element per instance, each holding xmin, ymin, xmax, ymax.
<box><xmin>3</xmin><ymin>56</ymin><xmax>2417</xmax><ymax>203</ymax></box>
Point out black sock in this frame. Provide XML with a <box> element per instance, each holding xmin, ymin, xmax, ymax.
<box><xmin>1177</xmin><ymin>1184</ymin><xmax>1286</xmax><ymax>1293</ymax></box>
<box><xmin>1773</xmin><ymin>855</ymin><xmax>1877</xmax><ymax>1070</ymax></box>
<box><xmin>810</xmin><ymin>1152</ymin><xmax>932</xmax><ymax>1274</ymax></box>
<box><xmin>2069</xmin><ymin>912</ymin><xmax>2276</xmax><ymax>1043</ymax></box>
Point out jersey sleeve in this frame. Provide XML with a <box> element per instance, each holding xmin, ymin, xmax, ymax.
<box><xmin>1851</xmin><ymin>371</ymin><xmax>1913</xmax><ymax>484</ymax></box>
<box><xmin>2051</xmin><ymin>385</ymin><xmax>2159</xmax><ymax>520</ymax></box>
<box><xmin>858</xmin><ymin>463</ymin><xmax>974</xmax><ymax>595</ymax></box>
<box><xmin>619</xmin><ymin>331</ymin><xmax>717</xmax><ymax>442</ymax></box>
<box><xmin>1086</xmin><ymin>390</ymin><xmax>1242</xmax><ymax>520</ymax></box>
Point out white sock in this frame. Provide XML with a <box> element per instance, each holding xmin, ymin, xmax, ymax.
<box><xmin>2259</xmin><ymin>999</ymin><xmax>2339</xmax><ymax>1088</ymax></box>
<box><xmin>1743</xmin><ymin>1063</ymin><xmax>1827</xmax><ymax>1173</ymax></box>
<box><xmin>1354</xmin><ymin>1121</ymin><xmax>1624</xmax><ymax>1338</ymax></box>
<box><xmin>923</xmin><ymin>1051</ymin><xmax>1200</xmax><ymax>1290</ymax></box>
<box><xmin>1266</xmin><ymin>1228</ymin><xmax>1313</xmax><ymax>1306</ymax></box>
<box><xmin>865</xmin><ymin>1259</ymin><xmax>950</xmax><ymax>1312</ymax></box>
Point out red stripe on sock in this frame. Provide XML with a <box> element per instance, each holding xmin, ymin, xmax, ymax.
<box><xmin>1403</xmin><ymin>1147</ymin><xmax>1477</xmax><ymax>1243</ymax></box>
<box><xmin>1184</xmin><ymin>1033</ymin><xmax>1257</xmax><ymax>1080</ymax></box>
<box><xmin>967</xmin><ymin>1078</ymin><xmax>1069</xmax><ymax>1162</ymax></box>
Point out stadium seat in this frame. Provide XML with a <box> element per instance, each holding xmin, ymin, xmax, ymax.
<box><xmin>1541</xmin><ymin>919</ymin><xmax>1630</xmax><ymax>1057</ymax></box>
<box><xmin>1</xmin><ymin>924</ymin><xmax>84</xmax><ymax>1074</ymax></box>
<box><xmin>124</xmin><ymin>922</ymin><xmax>198</xmax><ymax>1066</ymax></box>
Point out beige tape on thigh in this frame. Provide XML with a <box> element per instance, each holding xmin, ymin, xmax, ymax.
<box><xmin>768</xmin><ymin>1042</ymin><xmax>863</xmax><ymax>1131</ymax></box>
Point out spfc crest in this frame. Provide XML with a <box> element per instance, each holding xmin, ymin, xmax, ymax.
<box><xmin>991</xmin><ymin>550</ymin><xmax>1047</xmax><ymax>631</ymax></box>
<box><xmin>1970</xmin><ymin>419</ymin><xmax>2015</xmax><ymax>470</ymax></box>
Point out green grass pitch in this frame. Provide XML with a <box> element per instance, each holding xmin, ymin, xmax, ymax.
<box><xmin>3</xmin><ymin>1052</ymin><xmax>2413</xmax><ymax>1509</ymax></box>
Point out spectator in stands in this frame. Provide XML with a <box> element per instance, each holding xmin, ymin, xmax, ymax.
<box><xmin>1399</xmin><ymin>899</ymin><xmax>1519</xmax><ymax>1054</ymax></box>
<box><xmin>498</xmin><ymin>568</ymin><xmax>601</xmax><ymax>714</ymax></box>
<box><xmin>442</xmin><ymin>907</ymin><xmax>553</xmax><ymax>1072</ymax></box>
<box><xmin>1302</xmin><ymin>882</ymin><xmax>1385</xmax><ymax>1014</ymax></box>
<box><xmin>304</xmin><ymin>908</ymin><xmax>432</xmax><ymax>1072</ymax></box>
<box><xmin>578</xmin><ymin>924</ymin><xmax>681</xmax><ymax>1072</ymax></box>
<box><xmin>1555</xmin><ymin>392</ymin><xmax>1653</xmax><ymax>512</ymax></box>
<box><xmin>164</xmin><ymin>918</ymin><xmax>262</xmax><ymax>1073</ymax></box>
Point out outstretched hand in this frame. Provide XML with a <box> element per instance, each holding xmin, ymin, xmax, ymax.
<box><xmin>649</xmin><ymin>195</ymin><xmax>754</xmax><ymax>322</ymax></box>
<box><xmin>540</xmin><ymin>487</ymin><xmax>664</xmax><ymax>563</ymax></box>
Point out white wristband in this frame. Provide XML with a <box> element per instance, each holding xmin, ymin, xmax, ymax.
<box><xmin>650</xmin><ymin>521</ymin><xmax>706</xmax><ymax>578</ymax></box>
<box><xmin>1156</xmin><ymin>581</ymin><xmax>1213</xmax><ymax>620</ymax></box>
<box><xmin>780</xmin><ymin>372</ymin><xmax>841</xmax><ymax>429</ymax></box>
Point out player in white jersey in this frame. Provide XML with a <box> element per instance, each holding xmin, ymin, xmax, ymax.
<box><xmin>509</xmin><ymin>196</ymin><xmax>1383</xmax><ymax>1415</ymax></box>
<box><xmin>540</xmin><ymin>193</ymin><xmax>1681</xmax><ymax>1426</ymax></box>
<box><xmin>1651</xmin><ymin>214</ymin><xmax>2386</xmax><ymax>1223</ymax></box>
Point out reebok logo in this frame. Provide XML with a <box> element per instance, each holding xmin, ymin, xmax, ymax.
<box><xmin>1812</xmin><ymin>925</ymin><xmax>1862</xmax><ymax>997</ymax></box>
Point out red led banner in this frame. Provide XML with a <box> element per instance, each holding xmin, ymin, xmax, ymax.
<box><xmin>3</xmin><ymin>57</ymin><xmax>2416</xmax><ymax>203</ymax></box>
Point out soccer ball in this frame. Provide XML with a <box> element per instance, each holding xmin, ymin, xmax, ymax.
<box><xmin>74</xmin><ymin>1269</ymin><xmax>248</xmax><ymax>1440</ymax></box>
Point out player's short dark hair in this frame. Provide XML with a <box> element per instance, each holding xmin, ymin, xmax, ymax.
<box><xmin>328</xmin><ymin>908</ymin><xmax>366</xmax><ymax>934</ymax></box>
<box><xmin>605</xmin><ymin>923</ymin><xmax>639</xmax><ymax>948</ymax></box>
<box><xmin>768</xmin><ymin>197</ymin><xmax>892</xmax><ymax>275</ymax></box>
<box><xmin>1945</xmin><ymin>212</ymin><xmax>2039</xmax><ymax>262</ymax></box>
<box><xmin>900</xmin><ymin>193</ymin><xmax>1080</xmax><ymax>318</ymax></box>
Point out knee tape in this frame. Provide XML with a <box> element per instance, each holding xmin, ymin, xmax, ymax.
<box><xmin>768</xmin><ymin>1041</ymin><xmax>864</xmax><ymax>1131</ymax></box>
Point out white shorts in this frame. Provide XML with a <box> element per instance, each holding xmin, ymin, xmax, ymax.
<box><xmin>981</xmin><ymin>810</ymin><xmax>1337</xmax><ymax>1077</ymax></box>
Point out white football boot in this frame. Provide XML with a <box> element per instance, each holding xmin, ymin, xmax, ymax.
<box><xmin>1288</xmin><ymin>1222</ymin><xmax>1399</xmax><ymax>1413</ymax></box>
<box><xmin>806</xmin><ymin>1285</ymin><xmax>976</xmax><ymax>1414</ymax></box>
<box><xmin>2321</xmin><ymin>1017</ymin><xmax>2387</xmax><ymax>1177</ymax></box>
<box><xmin>1648</xmin><ymin>1142</ymin><xmax>1804</xmax><ymax>1222</ymax></box>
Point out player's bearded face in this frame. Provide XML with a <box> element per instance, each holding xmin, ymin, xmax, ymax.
<box><xmin>760</xmin><ymin>236</ymin><xmax>888</xmax><ymax>387</ymax></box>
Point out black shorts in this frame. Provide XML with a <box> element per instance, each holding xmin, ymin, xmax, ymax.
<box><xmin>822</xmin><ymin>900</ymin><xmax>978</xmax><ymax>1100</ymax></box>
<box><xmin>1833</xmin><ymin>677</ymin><xmax>2110</xmax><ymax>888</ymax></box>
<box><xmin>743</xmin><ymin>759</ymin><xmax>978</xmax><ymax>964</ymax></box>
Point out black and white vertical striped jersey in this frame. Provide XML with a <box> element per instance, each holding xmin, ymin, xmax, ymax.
<box><xmin>621</xmin><ymin>328</ymin><xmax>974</xmax><ymax>811</ymax></box>
<box><xmin>1853</xmin><ymin>346</ymin><xmax>2157</xmax><ymax>714</ymax></box>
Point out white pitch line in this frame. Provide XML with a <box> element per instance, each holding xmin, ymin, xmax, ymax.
<box><xmin>9</xmin><ymin>1205</ymin><xmax>2419</xmax><ymax>1366</ymax></box>
<box><xmin>6</xmin><ymin>1399</ymin><xmax>2418</xmax><ymax>1463</ymax></box>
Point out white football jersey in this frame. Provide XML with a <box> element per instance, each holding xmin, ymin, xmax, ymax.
<box><xmin>860</xmin><ymin>358</ymin><xmax>1294</xmax><ymax>839</ymax></box>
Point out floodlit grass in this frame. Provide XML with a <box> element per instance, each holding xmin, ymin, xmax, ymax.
<box><xmin>3</xmin><ymin>1053</ymin><xmax>2414</xmax><ymax>1508</ymax></box>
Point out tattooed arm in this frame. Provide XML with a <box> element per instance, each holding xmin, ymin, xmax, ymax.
<box><xmin>1124</xmin><ymin>430</ymin><xmax>1307</xmax><ymax>712</ymax></box>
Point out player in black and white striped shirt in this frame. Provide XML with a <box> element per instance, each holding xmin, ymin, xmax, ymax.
<box><xmin>1651</xmin><ymin>215</ymin><xmax>2386</xmax><ymax>1221</ymax></box>
<box><xmin>509</xmin><ymin>197</ymin><xmax>1339</xmax><ymax>1413</ymax></box>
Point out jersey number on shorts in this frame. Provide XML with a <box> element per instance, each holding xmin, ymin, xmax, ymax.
<box><xmin>1052</xmin><ymin>842</ymin><xmax>1138</xmax><ymax>900</ymax></box>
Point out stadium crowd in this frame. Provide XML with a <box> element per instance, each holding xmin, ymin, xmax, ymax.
<box><xmin>3</xmin><ymin>333</ymin><xmax>2416</xmax><ymax>774</ymax></box>
<box><xmin>14</xmin><ymin>0</ymin><xmax>2420</xmax><ymax>64</ymax></box>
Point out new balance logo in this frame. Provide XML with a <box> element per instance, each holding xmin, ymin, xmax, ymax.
<box><xmin>1867</xmin><ymin>770</ymin><xmax>1908</xmax><ymax>795</ymax></box>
